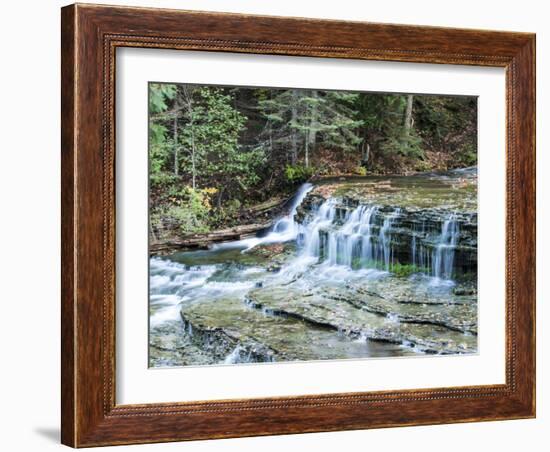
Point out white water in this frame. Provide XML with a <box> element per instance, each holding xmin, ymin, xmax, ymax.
<box><xmin>149</xmin><ymin>258</ymin><xmax>256</xmax><ymax>328</ymax></box>
<box><xmin>297</xmin><ymin>200</ymin><xmax>402</xmax><ymax>272</ymax></box>
<box><xmin>409</xmin><ymin>213</ymin><xmax>460</xmax><ymax>282</ymax></box>
<box><xmin>223</xmin><ymin>345</ymin><xmax>248</xmax><ymax>364</ymax></box>
<box><xmin>211</xmin><ymin>183</ymin><xmax>313</xmax><ymax>252</ymax></box>
<box><xmin>432</xmin><ymin>214</ymin><xmax>459</xmax><ymax>280</ymax></box>
<box><xmin>150</xmin><ymin>183</ymin><xmax>465</xmax><ymax>361</ymax></box>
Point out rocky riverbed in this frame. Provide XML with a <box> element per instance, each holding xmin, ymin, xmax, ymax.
<box><xmin>149</xmin><ymin>169</ymin><xmax>478</xmax><ymax>367</ymax></box>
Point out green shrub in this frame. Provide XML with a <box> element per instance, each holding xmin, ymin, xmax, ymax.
<box><xmin>165</xmin><ymin>204</ymin><xmax>210</xmax><ymax>234</ymax></box>
<box><xmin>160</xmin><ymin>186</ymin><xmax>216</xmax><ymax>234</ymax></box>
<box><xmin>224</xmin><ymin>198</ymin><xmax>241</xmax><ymax>215</ymax></box>
<box><xmin>284</xmin><ymin>164</ymin><xmax>315</xmax><ymax>183</ymax></box>
<box><xmin>414</xmin><ymin>160</ymin><xmax>432</xmax><ymax>172</ymax></box>
<box><xmin>150</xmin><ymin>171</ymin><xmax>177</xmax><ymax>188</ymax></box>
<box><xmin>456</xmin><ymin>143</ymin><xmax>477</xmax><ymax>167</ymax></box>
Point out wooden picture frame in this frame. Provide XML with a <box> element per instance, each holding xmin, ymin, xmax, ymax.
<box><xmin>61</xmin><ymin>3</ymin><xmax>535</xmax><ymax>447</ymax></box>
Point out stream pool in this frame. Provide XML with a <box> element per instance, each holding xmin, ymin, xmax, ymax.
<box><xmin>149</xmin><ymin>170</ymin><xmax>478</xmax><ymax>367</ymax></box>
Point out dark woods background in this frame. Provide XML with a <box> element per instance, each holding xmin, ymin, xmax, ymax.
<box><xmin>149</xmin><ymin>83</ymin><xmax>477</xmax><ymax>238</ymax></box>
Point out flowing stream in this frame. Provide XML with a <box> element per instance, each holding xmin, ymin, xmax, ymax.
<box><xmin>150</xmin><ymin>170</ymin><xmax>478</xmax><ymax>367</ymax></box>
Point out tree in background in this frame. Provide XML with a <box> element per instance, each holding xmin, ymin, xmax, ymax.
<box><xmin>148</xmin><ymin>83</ymin><xmax>177</xmax><ymax>181</ymax></box>
<box><xmin>178</xmin><ymin>87</ymin><xmax>264</xmax><ymax>206</ymax></box>
<box><xmin>413</xmin><ymin>95</ymin><xmax>477</xmax><ymax>167</ymax></box>
<box><xmin>356</xmin><ymin>93</ymin><xmax>423</xmax><ymax>172</ymax></box>
<box><xmin>258</xmin><ymin>89</ymin><xmax>363</xmax><ymax>176</ymax></box>
<box><xmin>149</xmin><ymin>83</ymin><xmax>477</xmax><ymax>237</ymax></box>
<box><xmin>149</xmin><ymin>86</ymin><xmax>267</xmax><ymax>236</ymax></box>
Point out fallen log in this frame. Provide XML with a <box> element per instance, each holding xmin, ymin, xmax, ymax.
<box><xmin>150</xmin><ymin>222</ymin><xmax>272</xmax><ymax>254</ymax></box>
<box><xmin>246</xmin><ymin>197</ymin><xmax>286</xmax><ymax>214</ymax></box>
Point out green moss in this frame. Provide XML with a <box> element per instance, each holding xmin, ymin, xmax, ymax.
<box><xmin>390</xmin><ymin>263</ymin><xmax>428</xmax><ymax>277</ymax></box>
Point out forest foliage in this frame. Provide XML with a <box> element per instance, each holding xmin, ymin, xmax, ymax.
<box><xmin>149</xmin><ymin>83</ymin><xmax>477</xmax><ymax>237</ymax></box>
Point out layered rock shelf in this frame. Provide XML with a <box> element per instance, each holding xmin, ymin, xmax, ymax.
<box><xmin>296</xmin><ymin>192</ymin><xmax>477</xmax><ymax>279</ymax></box>
<box><xmin>149</xmin><ymin>169</ymin><xmax>479</xmax><ymax>367</ymax></box>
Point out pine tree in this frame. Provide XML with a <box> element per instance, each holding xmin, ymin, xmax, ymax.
<box><xmin>258</xmin><ymin>88</ymin><xmax>363</xmax><ymax>168</ymax></box>
<box><xmin>178</xmin><ymin>87</ymin><xmax>264</xmax><ymax>204</ymax></box>
<box><xmin>148</xmin><ymin>83</ymin><xmax>177</xmax><ymax>180</ymax></box>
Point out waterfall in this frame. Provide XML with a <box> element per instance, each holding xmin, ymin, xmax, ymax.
<box><xmin>298</xmin><ymin>200</ymin><xmax>401</xmax><ymax>271</ymax></box>
<box><xmin>432</xmin><ymin>214</ymin><xmax>459</xmax><ymax>280</ymax></box>
<box><xmin>212</xmin><ymin>183</ymin><xmax>313</xmax><ymax>252</ymax></box>
<box><xmin>213</xmin><ymin>184</ymin><xmax>461</xmax><ymax>280</ymax></box>
<box><xmin>270</xmin><ymin>182</ymin><xmax>314</xmax><ymax>235</ymax></box>
<box><xmin>411</xmin><ymin>220</ymin><xmax>430</xmax><ymax>271</ymax></box>
<box><xmin>224</xmin><ymin>345</ymin><xmax>247</xmax><ymax>364</ymax></box>
<box><xmin>323</xmin><ymin>204</ymin><xmax>376</xmax><ymax>267</ymax></box>
<box><xmin>358</xmin><ymin>206</ymin><xmax>378</xmax><ymax>264</ymax></box>
<box><xmin>377</xmin><ymin>209</ymin><xmax>400</xmax><ymax>270</ymax></box>
<box><xmin>301</xmin><ymin>199</ymin><xmax>337</xmax><ymax>258</ymax></box>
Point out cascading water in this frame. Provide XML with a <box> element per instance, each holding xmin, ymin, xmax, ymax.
<box><xmin>377</xmin><ymin>209</ymin><xmax>400</xmax><ymax>270</ymax></box>
<box><xmin>150</xmin><ymin>173</ymin><xmax>478</xmax><ymax>367</ymax></box>
<box><xmin>432</xmin><ymin>214</ymin><xmax>459</xmax><ymax>280</ymax></box>
<box><xmin>301</xmin><ymin>198</ymin><xmax>337</xmax><ymax>258</ymax></box>
<box><xmin>212</xmin><ymin>183</ymin><xmax>313</xmax><ymax>252</ymax></box>
<box><xmin>297</xmin><ymin>200</ymin><xmax>402</xmax><ymax>272</ymax></box>
<box><xmin>411</xmin><ymin>220</ymin><xmax>428</xmax><ymax>269</ymax></box>
<box><xmin>296</xmin><ymin>198</ymin><xmax>462</xmax><ymax>281</ymax></box>
<box><xmin>357</xmin><ymin>206</ymin><xmax>378</xmax><ymax>264</ymax></box>
<box><xmin>169</xmin><ymin>185</ymin><xmax>464</xmax><ymax>294</ymax></box>
<box><xmin>171</xmin><ymin>182</ymin><xmax>463</xmax><ymax>280</ymax></box>
<box><xmin>149</xmin><ymin>258</ymin><xmax>217</xmax><ymax>327</ymax></box>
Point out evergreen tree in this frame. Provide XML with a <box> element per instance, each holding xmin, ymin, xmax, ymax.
<box><xmin>148</xmin><ymin>82</ymin><xmax>477</xmax><ymax>235</ymax></box>
<box><xmin>148</xmin><ymin>83</ymin><xmax>177</xmax><ymax>180</ymax></box>
<box><xmin>179</xmin><ymin>87</ymin><xmax>265</xmax><ymax>205</ymax></box>
<box><xmin>258</xmin><ymin>89</ymin><xmax>363</xmax><ymax>168</ymax></box>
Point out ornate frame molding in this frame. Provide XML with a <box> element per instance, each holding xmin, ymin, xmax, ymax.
<box><xmin>62</xmin><ymin>4</ymin><xmax>535</xmax><ymax>447</ymax></box>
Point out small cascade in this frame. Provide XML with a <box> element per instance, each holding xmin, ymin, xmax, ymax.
<box><xmin>269</xmin><ymin>182</ymin><xmax>314</xmax><ymax>237</ymax></box>
<box><xmin>357</xmin><ymin>206</ymin><xmax>378</xmax><ymax>264</ymax></box>
<box><xmin>209</xmin><ymin>184</ymin><xmax>466</xmax><ymax>279</ymax></box>
<box><xmin>377</xmin><ymin>209</ymin><xmax>400</xmax><ymax>270</ymax></box>
<box><xmin>322</xmin><ymin>203</ymin><xmax>378</xmax><ymax>267</ymax></box>
<box><xmin>295</xmin><ymin>196</ymin><xmax>464</xmax><ymax>281</ymax></box>
<box><xmin>301</xmin><ymin>199</ymin><xmax>337</xmax><ymax>258</ymax></box>
<box><xmin>212</xmin><ymin>183</ymin><xmax>313</xmax><ymax>252</ymax></box>
<box><xmin>432</xmin><ymin>214</ymin><xmax>459</xmax><ymax>280</ymax></box>
<box><xmin>298</xmin><ymin>200</ymin><xmax>402</xmax><ymax>271</ymax></box>
<box><xmin>224</xmin><ymin>345</ymin><xmax>247</xmax><ymax>364</ymax></box>
<box><xmin>411</xmin><ymin>220</ymin><xmax>431</xmax><ymax>271</ymax></box>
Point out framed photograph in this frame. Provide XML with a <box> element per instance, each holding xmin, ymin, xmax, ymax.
<box><xmin>61</xmin><ymin>3</ymin><xmax>535</xmax><ymax>447</ymax></box>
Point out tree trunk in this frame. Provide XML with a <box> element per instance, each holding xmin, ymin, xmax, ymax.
<box><xmin>268</xmin><ymin>121</ymin><xmax>273</xmax><ymax>155</ymax></box>
<box><xmin>404</xmin><ymin>94</ymin><xmax>414</xmax><ymax>133</ymax></box>
<box><xmin>217</xmin><ymin>186</ymin><xmax>224</xmax><ymax>209</ymax></box>
<box><xmin>149</xmin><ymin>213</ymin><xmax>157</xmax><ymax>243</ymax></box>
<box><xmin>149</xmin><ymin>222</ymin><xmax>273</xmax><ymax>254</ymax></box>
<box><xmin>182</xmin><ymin>86</ymin><xmax>197</xmax><ymax>189</ymax></box>
<box><xmin>290</xmin><ymin>90</ymin><xmax>298</xmax><ymax>165</ymax></box>
<box><xmin>189</xmin><ymin>114</ymin><xmax>197</xmax><ymax>189</ymax></box>
<box><xmin>304</xmin><ymin>137</ymin><xmax>309</xmax><ymax>168</ymax></box>
<box><xmin>173</xmin><ymin>113</ymin><xmax>179</xmax><ymax>176</ymax></box>
<box><xmin>362</xmin><ymin>141</ymin><xmax>370</xmax><ymax>166</ymax></box>
<box><xmin>306</xmin><ymin>90</ymin><xmax>317</xmax><ymax>168</ymax></box>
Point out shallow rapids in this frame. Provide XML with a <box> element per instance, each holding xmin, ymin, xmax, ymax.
<box><xmin>149</xmin><ymin>171</ymin><xmax>478</xmax><ymax>367</ymax></box>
